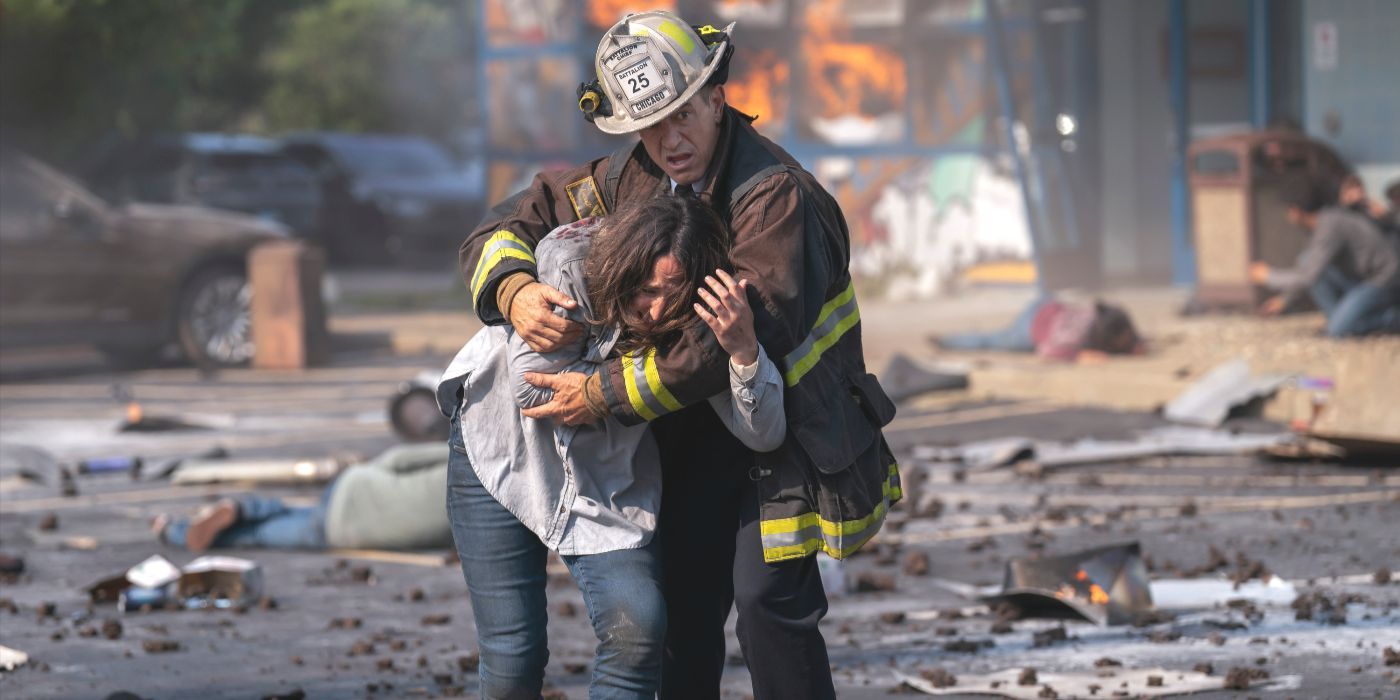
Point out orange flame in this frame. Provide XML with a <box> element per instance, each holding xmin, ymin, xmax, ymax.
<box><xmin>1089</xmin><ymin>584</ymin><xmax>1110</xmax><ymax>606</ymax></box>
<box><xmin>801</xmin><ymin>0</ymin><xmax>907</xmax><ymax>119</ymax></box>
<box><xmin>725</xmin><ymin>49</ymin><xmax>789</xmax><ymax>125</ymax></box>
<box><xmin>125</xmin><ymin>402</ymin><xmax>143</xmax><ymax>425</ymax></box>
<box><xmin>587</xmin><ymin>0</ymin><xmax>676</xmax><ymax>29</ymax></box>
<box><xmin>1074</xmin><ymin>569</ymin><xmax>1089</xmax><ymax>582</ymax></box>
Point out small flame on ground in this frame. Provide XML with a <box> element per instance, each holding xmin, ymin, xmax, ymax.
<box><xmin>125</xmin><ymin>402</ymin><xmax>143</xmax><ymax>424</ymax></box>
<box><xmin>1089</xmin><ymin>583</ymin><xmax>1110</xmax><ymax>605</ymax></box>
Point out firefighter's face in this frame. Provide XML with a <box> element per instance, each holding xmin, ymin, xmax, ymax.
<box><xmin>630</xmin><ymin>254</ymin><xmax>685</xmax><ymax>327</ymax></box>
<box><xmin>639</xmin><ymin>86</ymin><xmax>725</xmax><ymax>186</ymax></box>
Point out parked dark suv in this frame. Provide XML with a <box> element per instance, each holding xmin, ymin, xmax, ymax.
<box><xmin>0</xmin><ymin>149</ymin><xmax>287</xmax><ymax>367</ymax></box>
<box><xmin>279</xmin><ymin>133</ymin><xmax>483</xmax><ymax>265</ymax></box>
<box><xmin>83</xmin><ymin>133</ymin><xmax>321</xmax><ymax>237</ymax></box>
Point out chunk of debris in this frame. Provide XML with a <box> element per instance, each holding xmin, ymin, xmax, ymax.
<box><xmin>1018</xmin><ymin>668</ymin><xmax>1038</xmax><ymax>686</ymax></box>
<box><xmin>981</xmin><ymin>542</ymin><xmax>1152</xmax><ymax>626</ymax></box>
<box><xmin>563</xmin><ymin>662</ymin><xmax>588</xmax><ymax>674</ymax></box>
<box><xmin>1146</xmin><ymin>675</ymin><xmax>1163</xmax><ymax>687</ymax></box>
<box><xmin>1032</xmin><ymin>626</ymin><xmax>1068</xmax><ymax>648</ymax></box>
<box><xmin>375</xmin><ymin>658</ymin><xmax>395</xmax><ymax>671</ymax></box>
<box><xmin>420</xmin><ymin>614</ymin><xmax>452</xmax><ymax>626</ymax></box>
<box><xmin>0</xmin><ymin>645</ymin><xmax>29</xmax><ymax>672</ymax></box>
<box><xmin>904</xmin><ymin>551</ymin><xmax>930</xmax><ymax>577</ymax></box>
<box><xmin>1177</xmin><ymin>502</ymin><xmax>1198</xmax><ymax>518</ymax></box>
<box><xmin>554</xmin><ymin>601</ymin><xmax>578</xmax><ymax>618</ymax></box>
<box><xmin>0</xmin><ymin>598</ymin><xmax>15</xmax><ymax>614</ymax></box>
<box><xmin>261</xmin><ymin>690</ymin><xmax>305</xmax><ymax>700</ymax></box>
<box><xmin>328</xmin><ymin>617</ymin><xmax>363</xmax><ymax>630</ymax></box>
<box><xmin>1193</xmin><ymin>662</ymin><xmax>1214</xmax><ymax>675</ymax></box>
<box><xmin>1375</xmin><ymin>568</ymin><xmax>1392</xmax><ymax>585</ymax></box>
<box><xmin>38</xmin><ymin>513</ymin><xmax>58</xmax><ymax>531</ymax></box>
<box><xmin>457</xmin><ymin>653</ymin><xmax>480</xmax><ymax>672</ymax></box>
<box><xmin>1384</xmin><ymin>646</ymin><xmax>1399</xmax><ymax>666</ymax></box>
<box><xmin>881</xmin><ymin>611</ymin><xmax>906</xmax><ymax>624</ymax></box>
<box><xmin>1229</xmin><ymin>552</ymin><xmax>1270</xmax><ymax>587</ymax></box>
<box><xmin>142</xmin><ymin>640</ymin><xmax>180</xmax><ymax>654</ymax></box>
<box><xmin>918</xmin><ymin>668</ymin><xmax>957</xmax><ymax>688</ymax></box>
<box><xmin>1093</xmin><ymin>658</ymin><xmax>1122</xmax><ymax>668</ymax></box>
<box><xmin>943</xmin><ymin>638</ymin><xmax>994</xmax><ymax>653</ymax></box>
<box><xmin>854</xmin><ymin>572</ymin><xmax>896</xmax><ymax>593</ymax></box>
<box><xmin>348</xmin><ymin>641</ymin><xmax>375</xmax><ymax>657</ymax></box>
<box><xmin>1146</xmin><ymin>629</ymin><xmax>1182</xmax><ymax>643</ymax></box>
<box><xmin>1221</xmin><ymin>667</ymin><xmax>1269</xmax><ymax>690</ymax></box>
<box><xmin>35</xmin><ymin>602</ymin><xmax>56</xmax><ymax>621</ymax></box>
<box><xmin>406</xmin><ymin>587</ymin><xmax>425</xmax><ymax>602</ymax></box>
<box><xmin>1037</xmin><ymin>685</ymin><xmax>1058</xmax><ymax>699</ymax></box>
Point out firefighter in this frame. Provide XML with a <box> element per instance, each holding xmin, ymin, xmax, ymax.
<box><xmin>455</xmin><ymin>12</ymin><xmax>899</xmax><ymax>698</ymax></box>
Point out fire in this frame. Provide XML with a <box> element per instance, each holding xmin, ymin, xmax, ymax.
<box><xmin>1089</xmin><ymin>584</ymin><xmax>1110</xmax><ymax>606</ymax></box>
<box><xmin>1074</xmin><ymin>569</ymin><xmax>1089</xmax><ymax>581</ymax></box>
<box><xmin>125</xmin><ymin>402</ymin><xmax>143</xmax><ymax>425</ymax></box>
<box><xmin>587</xmin><ymin>0</ymin><xmax>676</xmax><ymax>29</ymax></box>
<box><xmin>725</xmin><ymin>48</ymin><xmax>789</xmax><ymax>125</ymax></box>
<box><xmin>801</xmin><ymin>0</ymin><xmax>907</xmax><ymax>119</ymax></box>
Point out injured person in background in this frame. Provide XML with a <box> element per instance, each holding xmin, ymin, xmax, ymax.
<box><xmin>1249</xmin><ymin>177</ymin><xmax>1400</xmax><ymax>337</ymax></box>
<box><xmin>152</xmin><ymin>444</ymin><xmax>449</xmax><ymax>552</ymax></box>
<box><xmin>930</xmin><ymin>295</ymin><xmax>1144</xmax><ymax>364</ymax></box>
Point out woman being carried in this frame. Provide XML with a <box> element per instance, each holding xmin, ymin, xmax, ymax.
<box><xmin>437</xmin><ymin>194</ymin><xmax>781</xmax><ymax>699</ymax></box>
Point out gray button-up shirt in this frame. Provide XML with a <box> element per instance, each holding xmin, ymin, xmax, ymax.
<box><xmin>438</xmin><ymin>218</ymin><xmax>784</xmax><ymax>555</ymax></box>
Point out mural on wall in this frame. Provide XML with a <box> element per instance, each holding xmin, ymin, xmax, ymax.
<box><xmin>478</xmin><ymin>0</ymin><xmax>1051</xmax><ymax>299</ymax></box>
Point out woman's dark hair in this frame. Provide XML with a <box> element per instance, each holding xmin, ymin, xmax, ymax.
<box><xmin>585</xmin><ymin>194</ymin><xmax>731</xmax><ymax>353</ymax></box>
<box><xmin>1084</xmin><ymin>301</ymin><xmax>1141</xmax><ymax>354</ymax></box>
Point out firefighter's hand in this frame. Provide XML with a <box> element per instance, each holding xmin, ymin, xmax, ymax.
<box><xmin>1247</xmin><ymin>261</ymin><xmax>1271</xmax><ymax>285</ymax></box>
<box><xmin>509</xmin><ymin>282</ymin><xmax>582</xmax><ymax>353</ymax></box>
<box><xmin>695</xmin><ymin>270</ymin><xmax>758</xmax><ymax>367</ymax></box>
<box><xmin>1259</xmin><ymin>295</ymin><xmax>1287</xmax><ymax>317</ymax></box>
<box><xmin>520</xmin><ymin>372</ymin><xmax>598</xmax><ymax>426</ymax></box>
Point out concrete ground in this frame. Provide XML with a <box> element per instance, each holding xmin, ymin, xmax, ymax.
<box><xmin>1</xmin><ymin>276</ymin><xmax>1397</xmax><ymax>699</ymax></box>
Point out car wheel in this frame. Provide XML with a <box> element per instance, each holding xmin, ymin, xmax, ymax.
<box><xmin>177</xmin><ymin>268</ymin><xmax>254</xmax><ymax>368</ymax></box>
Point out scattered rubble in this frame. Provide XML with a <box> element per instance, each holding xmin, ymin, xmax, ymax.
<box><xmin>918</xmin><ymin>668</ymin><xmax>957</xmax><ymax>688</ymax></box>
<box><xmin>420</xmin><ymin>614</ymin><xmax>451</xmax><ymax>626</ymax></box>
<box><xmin>141</xmin><ymin>640</ymin><xmax>180</xmax><ymax>654</ymax></box>
<box><xmin>37</xmin><ymin>513</ymin><xmax>58</xmax><ymax>531</ymax></box>
<box><xmin>1017</xmin><ymin>668</ymin><xmax>1038</xmax><ymax>686</ymax></box>
<box><xmin>1222</xmin><ymin>666</ymin><xmax>1269</xmax><ymax>690</ymax></box>
<box><xmin>854</xmin><ymin>572</ymin><xmax>896</xmax><ymax>593</ymax></box>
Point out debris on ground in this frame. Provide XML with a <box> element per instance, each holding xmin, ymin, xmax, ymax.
<box><xmin>897</xmin><ymin>666</ymin><xmax>1287</xmax><ymax>697</ymax></box>
<box><xmin>854</xmin><ymin>572</ymin><xmax>896</xmax><ymax>593</ymax></box>
<box><xmin>0</xmin><ymin>645</ymin><xmax>28</xmax><ymax>672</ymax></box>
<box><xmin>981</xmin><ymin>542</ymin><xmax>1151</xmax><ymax>626</ymax></box>
<box><xmin>1222</xmin><ymin>666</ymin><xmax>1270</xmax><ymax>690</ymax></box>
<box><xmin>918</xmin><ymin>667</ymin><xmax>957</xmax><ymax>688</ymax></box>
<box><xmin>141</xmin><ymin>640</ymin><xmax>180</xmax><ymax>654</ymax></box>
<box><xmin>420</xmin><ymin>614</ymin><xmax>451</xmax><ymax>626</ymax></box>
<box><xmin>37</xmin><ymin>512</ymin><xmax>58</xmax><ymax>531</ymax></box>
<box><xmin>172</xmin><ymin>456</ymin><xmax>347</xmax><ymax>486</ymax></box>
<box><xmin>1163</xmin><ymin>359</ymin><xmax>1290</xmax><ymax>427</ymax></box>
<box><xmin>879</xmin><ymin>353</ymin><xmax>969</xmax><ymax>402</ymax></box>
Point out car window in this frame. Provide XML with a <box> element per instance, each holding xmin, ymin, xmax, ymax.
<box><xmin>190</xmin><ymin>153</ymin><xmax>319</xmax><ymax>194</ymax></box>
<box><xmin>330</xmin><ymin>140</ymin><xmax>455</xmax><ymax>179</ymax></box>
<box><xmin>0</xmin><ymin>163</ymin><xmax>53</xmax><ymax>241</ymax></box>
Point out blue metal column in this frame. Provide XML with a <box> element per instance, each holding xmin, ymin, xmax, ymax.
<box><xmin>1249</xmin><ymin>0</ymin><xmax>1272</xmax><ymax>129</ymax></box>
<box><xmin>984</xmin><ymin>0</ymin><xmax>1047</xmax><ymax>291</ymax></box>
<box><xmin>1168</xmin><ymin>0</ymin><xmax>1194</xmax><ymax>285</ymax></box>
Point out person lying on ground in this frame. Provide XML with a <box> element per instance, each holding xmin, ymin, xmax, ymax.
<box><xmin>153</xmin><ymin>442</ymin><xmax>450</xmax><ymax>553</ymax></box>
<box><xmin>436</xmin><ymin>194</ymin><xmax>783</xmax><ymax>699</ymax></box>
<box><xmin>932</xmin><ymin>295</ymin><xmax>1144</xmax><ymax>363</ymax></box>
<box><xmin>1249</xmin><ymin>177</ymin><xmax>1400</xmax><ymax>336</ymax></box>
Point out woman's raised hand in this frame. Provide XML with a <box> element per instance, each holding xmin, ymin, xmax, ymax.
<box><xmin>695</xmin><ymin>269</ymin><xmax>758</xmax><ymax>367</ymax></box>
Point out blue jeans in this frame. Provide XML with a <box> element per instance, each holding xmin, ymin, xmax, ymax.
<box><xmin>939</xmin><ymin>297</ymin><xmax>1047</xmax><ymax>352</ymax></box>
<box><xmin>446</xmin><ymin>413</ymin><xmax>665</xmax><ymax>700</ymax></box>
<box><xmin>1310</xmin><ymin>267</ymin><xmax>1400</xmax><ymax>337</ymax></box>
<box><xmin>162</xmin><ymin>489</ymin><xmax>330</xmax><ymax>549</ymax></box>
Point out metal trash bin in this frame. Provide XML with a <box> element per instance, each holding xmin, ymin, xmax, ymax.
<box><xmin>1187</xmin><ymin>130</ymin><xmax>1350</xmax><ymax>307</ymax></box>
<box><xmin>249</xmin><ymin>240</ymin><xmax>328</xmax><ymax>369</ymax></box>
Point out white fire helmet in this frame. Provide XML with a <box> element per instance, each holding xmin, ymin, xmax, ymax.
<box><xmin>587</xmin><ymin>11</ymin><xmax>736</xmax><ymax>135</ymax></box>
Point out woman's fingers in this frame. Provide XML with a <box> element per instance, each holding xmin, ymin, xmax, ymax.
<box><xmin>694</xmin><ymin>302</ymin><xmax>717</xmax><ymax>327</ymax></box>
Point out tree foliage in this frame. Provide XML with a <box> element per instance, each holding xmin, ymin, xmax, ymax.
<box><xmin>0</xmin><ymin>0</ymin><xmax>474</xmax><ymax>167</ymax></box>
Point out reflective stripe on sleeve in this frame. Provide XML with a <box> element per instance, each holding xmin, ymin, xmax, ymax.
<box><xmin>470</xmin><ymin>230</ymin><xmax>537</xmax><ymax>306</ymax></box>
<box><xmin>782</xmin><ymin>281</ymin><xmax>860</xmax><ymax>387</ymax></box>
<box><xmin>759</xmin><ymin>463</ymin><xmax>900</xmax><ymax>563</ymax></box>
<box><xmin>621</xmin><ymin>347</ymin><xmax>683</xmax><ymax>421</ymax></box>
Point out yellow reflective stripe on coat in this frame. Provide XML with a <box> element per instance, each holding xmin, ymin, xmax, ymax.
<box><xmin>759</xmin><ymin>463</ymin><xmax>901</xmax><ymax>563</ymax></box>
<box><xmin>470</xmin><ymin>230</ymin><xmax>536</xmax><ymax>306</ymax></box>
<box><xmin>782</xmin><ymin>281</ymin><xmax>860</xmax><ymax>387</ymax></box>
<box><xmin>621</xmin><ymin>347</ymin><xmax>682</xmax><ymax>421</ymax></box>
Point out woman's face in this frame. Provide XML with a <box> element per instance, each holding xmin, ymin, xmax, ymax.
<box><xmin>629</xmin><ymin>254</ymin><xmax>686</xmax><ymax>329</ymax></box>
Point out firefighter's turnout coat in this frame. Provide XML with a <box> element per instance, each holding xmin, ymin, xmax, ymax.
<box><xmin>458</xmin><ymin>106</ymin><xmax>900</xmax><ymax>563</ymax></box>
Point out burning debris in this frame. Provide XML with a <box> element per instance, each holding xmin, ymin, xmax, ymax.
<box><xmin>981</xmin><ymin>542</ymin><xmax>1153</xmax><ymax>626</ymax></box>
